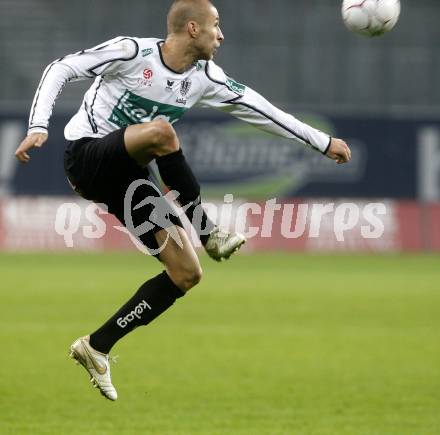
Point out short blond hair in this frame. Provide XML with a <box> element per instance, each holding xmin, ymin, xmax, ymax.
<box><xmin>167</xmin><ymin>0</ymin><xmax>214</xmax><ymax>34</ymax></box>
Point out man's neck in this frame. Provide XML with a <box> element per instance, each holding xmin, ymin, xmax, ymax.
<box><xmin>161</xmin><ymin>36</ymin><xmax>197</xmax><ymax>73</ymax></box>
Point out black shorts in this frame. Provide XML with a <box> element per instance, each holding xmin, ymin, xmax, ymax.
<box><xmin>64</xmin><ymin>128</ymin><xmax>183</xmax><ymax>257</ymax></box>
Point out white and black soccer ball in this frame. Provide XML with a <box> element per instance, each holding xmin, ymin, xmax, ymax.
<box><xmin>342</xmin><ymin>0</ymin><xmax>401</xmax><ymax>37</ymax></box>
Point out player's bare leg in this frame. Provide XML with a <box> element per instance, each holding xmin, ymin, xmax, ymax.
<box><xmin>124</xmin><ymin>119</ymin><xmax>181</xmax><ymax>165</ymax></box>
<box><xmin>155</xmin><ymin>226</ymin><xmax>202</xmax><ymax>290</ymax></box>
<box><xmin>70</xmin><ymin>226</ymin><xmax>201</xmax><ymax>400</ymax></box>
<box><xmin>124</xmin><ymin>120</ymin><xmax>246</xmax><ymax>260</ymax></box>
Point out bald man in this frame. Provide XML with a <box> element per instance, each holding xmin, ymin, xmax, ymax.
<box><xmin>15</xmin><ymin>0</ymin><xmax>351</xmax><ymax>400</ymax></box>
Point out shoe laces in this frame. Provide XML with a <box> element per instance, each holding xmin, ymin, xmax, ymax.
<box><xmin>109</xmin><ymin>355</ymin><xmax>119</xmax><ymax>365</ymax></box>
<box><xmin>213</xmin><ymin>228</ymin><xmax>230</xmax><ymax>241</ymax></box>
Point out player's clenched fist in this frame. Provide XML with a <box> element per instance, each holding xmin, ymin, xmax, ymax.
<box><xmin>15</xmin><ymin>132</ymin><xmax>48</xmax><ymax>163</ymax></box>
<box><xmin>325</xmin><ymin>137</ymin><xmax>352</xmax><ymax>164</ymax></box>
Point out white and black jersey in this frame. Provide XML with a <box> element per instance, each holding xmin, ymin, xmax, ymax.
<box><xmin>28</xmin><ymin>36</ymin><xmax>331</xmax><ymax>154</ymax></box>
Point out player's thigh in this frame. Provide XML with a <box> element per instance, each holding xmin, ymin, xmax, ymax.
<box><xmin>156</xmin><ymin>226</ymin><xmax>202</xmax><ymax>291</ymax></box>
<box><xmin>124</xmin><ymin>120</ymin><xmax>180</xmax><ymax>166</ymax></box>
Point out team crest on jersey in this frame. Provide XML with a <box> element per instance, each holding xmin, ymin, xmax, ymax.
<box><xmin>176</xmin><ymin>79</ymin><xmax>191</xmax><ymax>105</ymax></box>
<box><xmin>180</xmin><ymin>79</ymin><xmax>192</xmax><ymax>97</ymax></box>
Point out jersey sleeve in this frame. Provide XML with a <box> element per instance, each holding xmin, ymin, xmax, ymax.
<box><xmin>27</xmin><ymin>37</ymin><xmax>139</xmax><ymax>135</ymax></box>
<box><xmin>196</xmin><ymin>61</ymin><xmax>331</xmax><ymax>154</ymax></box>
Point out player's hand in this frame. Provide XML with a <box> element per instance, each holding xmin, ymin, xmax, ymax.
<box><xmin>325</xmin><ymin>137</ymin><xmax>351</xmax><ymax>164</ymax></box>
<box><xmin>15</xmin><ymin>132</ymin><xmax>48</xmax><ymax>163</ymax></box>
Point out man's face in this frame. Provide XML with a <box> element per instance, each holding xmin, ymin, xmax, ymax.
<box><xmin>194</xmin><ymin>6</ymin><xmax>224</xmax><ymax>60</ymax></box>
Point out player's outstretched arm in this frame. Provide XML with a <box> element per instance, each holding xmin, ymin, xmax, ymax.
<box><xmin>15</xmin><ymin>132</ymin><xmax>48</xmax><ymax>163</ymax></box>
<box><xmin>199</xmin><ymin>62</ymin><xmax>353</xmax><ymax>162</ymax></box>
<box><xmin>325</xmin><ymin>137</ymin><xmax>351</xmax><ymax>164</ymax></box>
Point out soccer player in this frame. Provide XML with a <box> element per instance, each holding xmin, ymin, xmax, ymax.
<box><xmin>15</xmin><ymin>0</ymin><xmax>351</xmax><ymax>400</ymax></box>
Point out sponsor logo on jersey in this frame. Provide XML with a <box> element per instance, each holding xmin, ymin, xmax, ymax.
<box><xmin>141</xmin><ymin>48</ymin><xmax>153</xmax><ymax>57</ymax></box>
<box><xmin>109</xmin><ymin>90</ymin><xmax>188</xmax><ymax>127</ymax></box>
<box><xmin>166</xmin><ymin>80</ymin><xmax>175</xmax><ymax>91</ymax></box>
<box><xmin>226</xmin><ymin>77</ymin><xmax>246</xmax><ymax>96</ymax></box>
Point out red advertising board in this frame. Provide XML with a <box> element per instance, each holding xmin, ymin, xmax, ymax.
<box><xmin>0</xmin><ymin>197</ymin><xmax>439</xmax><ymax>253</ymax></box>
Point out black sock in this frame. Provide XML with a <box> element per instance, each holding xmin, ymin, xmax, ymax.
<box><xmin>156</xmin><ymin>149</ymin><xmax>215</xmax><ymax>245</ymax></box>
<box><xmin>89</xmin><ymin>272</ymin><xmax>184</xmax><ymax>354</ymax></box>
<box><xmin>186</xmin><ymin>195</ymin><xmax>214</xmax><ymax>246</ymax></box>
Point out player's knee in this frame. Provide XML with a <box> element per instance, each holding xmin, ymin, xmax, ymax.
<box><xmin>144</xmin><ymin>119</ymin><xmax>179</xmax><ymax>156</ymax></box>
<box><xmin>175</xmin><ymin>265</ymin><xmax>203</xmax><ymax>292</ymax></box>
<box><xmin>183</xmin><ymin>265</ymin><xmax>203</xmax><ymax>291</ymax></box>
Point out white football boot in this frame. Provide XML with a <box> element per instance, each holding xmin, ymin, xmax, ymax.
<box><xmin>204</xmin><ymin>227</ymin><xmax>246</xmax><ymax>262</ymax></box>
<box><xmin>69</xmin><ymin>336</ymin><xmax>118</xmax><ymax>401</ymax></box>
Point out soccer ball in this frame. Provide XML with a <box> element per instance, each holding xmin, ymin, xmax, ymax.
<box><xmin>342</xmin><ymin>0</ymin><xmax>401</xmax><ymax>37</ymax></box>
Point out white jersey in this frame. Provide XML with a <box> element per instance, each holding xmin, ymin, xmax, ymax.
<box><xmin>28</xmin><ymin>36</ymin><xmax>331</xmax><ymax>153</ymax></box>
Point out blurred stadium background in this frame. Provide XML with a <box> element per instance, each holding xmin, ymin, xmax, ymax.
<box><xmin>1</xmin><ymin>2</ymin><xmax>439</xmax><ymax>435</ymax></box>
<box><xmin>0</xmin><ymin>0</ymin><xmax>439</xmax><ymax>251</ymax></box>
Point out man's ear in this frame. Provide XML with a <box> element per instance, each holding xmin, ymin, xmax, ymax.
<box><xmin>187</xmin><ymin>21</ymin><xmax>199</xmax><ymax>38</ymax></box>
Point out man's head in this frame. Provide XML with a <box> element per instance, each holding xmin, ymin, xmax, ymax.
<box><xmin>167</xmin><ymin>0</ymin><xmax>224</xmax><ymax>60</ymax></box>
